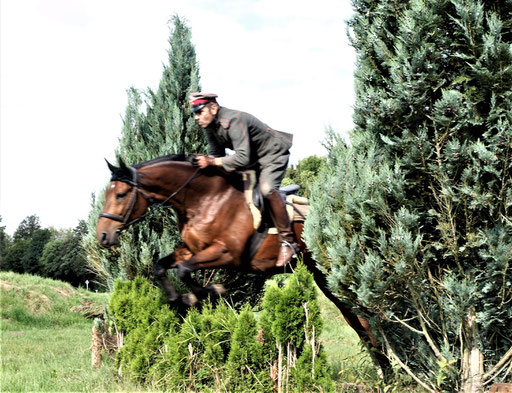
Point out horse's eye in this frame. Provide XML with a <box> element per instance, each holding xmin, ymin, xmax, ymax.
<box><xmin>116</xmin><ymin>192</ymin><xmax>127</xmax><ymax>200</ymax></box>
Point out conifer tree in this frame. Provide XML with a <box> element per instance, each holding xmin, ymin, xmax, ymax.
<box><xmin>304</xmin><ymin>1</ymin><xmax>512</xmax><ymax>391</ymax></box>
<box><xmin>83</xmin><ymin>16</ymin><xmax>203</xmax><ymax>287</ymax></box>
<box><xmin>83</xmin><ymin>16</ymin><xmax>268</xmax><ymax>306</ymax></box>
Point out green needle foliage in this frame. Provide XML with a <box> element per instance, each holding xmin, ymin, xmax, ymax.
<box><xmin>83</xmin><ymin>16</ymin><xmax>267</xmax><ymax>306</ymax></box>
<box><xmin>83</xmin><ymin>16</ymin><xmax>203</xmax><ymax>289</ymax></box>
<box><xmin>106</xmin><ymin>264</ymin><xmax>332</xmax><ymax>392</ymax></box>
<box><xmin>304</xmin><ymin>0</ymin><xmax>512</xmax><ymax>392</ymax></box>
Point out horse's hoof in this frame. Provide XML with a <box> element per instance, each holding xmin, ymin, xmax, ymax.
<box><xmin>182</xmin><ymin>293</ymin><xmax>198</xmax><ymax>307</ymax></box>
<box><xmin>167</xmin><ymin>295</ymin><xmax>180</xmax><ymax>305</ymax></box>
<box><xmin>210</xmin><ymin>284</ymin><xmax>226</xmax><ymax>296</ymax></box>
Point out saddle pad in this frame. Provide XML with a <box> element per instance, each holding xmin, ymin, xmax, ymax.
<box><xmin>268</xmin><ymin>195</ymin><xmax>310</xmax><ymax>234</ymax></box>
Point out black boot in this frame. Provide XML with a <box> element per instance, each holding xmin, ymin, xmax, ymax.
<box><xmin>266</xmin><ymin>189</ymin><xmax>298</xmax><ymax>267</ymax></box>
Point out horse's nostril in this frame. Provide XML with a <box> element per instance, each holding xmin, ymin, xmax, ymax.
<box><xmin>100</xmin><ymin>232</ymin><xmax>108</xmax><ymax>246</ymax></box>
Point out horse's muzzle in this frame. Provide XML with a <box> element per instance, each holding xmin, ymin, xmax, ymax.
<box><xmin>97</xmin><ymin>230</ymin><xmax>121</xmax><ymax>247</ymax></box>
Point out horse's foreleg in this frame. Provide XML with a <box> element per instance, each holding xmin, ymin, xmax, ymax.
<box><xmin>154</xmin><ymin>246</ymin><xmax>192</xmax><ymax>303</ymax></box>
<box><xmin>177</xmin><ymin>240</ymin><xmax>234</xmax><ymax>299</ymax></box>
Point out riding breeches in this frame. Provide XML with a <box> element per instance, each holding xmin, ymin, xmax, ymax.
<box><xmin>258</xmin><ymin>152</ymin><xmax>290</xmax><ymax>197</ymax></box>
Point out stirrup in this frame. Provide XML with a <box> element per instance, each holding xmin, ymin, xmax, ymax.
<box><xmin>280</xmin><ymin>240</ymin><xmax>298</xmax><ymax>258</ymax></box>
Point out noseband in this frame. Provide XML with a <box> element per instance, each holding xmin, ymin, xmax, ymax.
<box><xmin>99</xmin><ymin>165</ymin><xmax>201</xmax><ymax>229</ymax></box>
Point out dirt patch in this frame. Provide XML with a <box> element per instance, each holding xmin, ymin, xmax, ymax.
<box><xmin>0</xmin><ymin>280</ymin><xmax>15</xmax><ymax>291</ymax></box>
<box><xmin>26</xmin><ymin>290</ymin><xmax>51</xmax><ymax>314</ymax></box>
<box><xmin>51</xmin><ymin>286</ymin><xmax>75</xmax><ymax>298</ymax></box>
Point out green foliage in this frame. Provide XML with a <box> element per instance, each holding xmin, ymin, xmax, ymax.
<box><xmin>282</xmin><ymin>155</ymin><xmax>327</xmax><ymax>198</ymax></box>
<box><xmin>108</xmin><ymin>276</ymin><xmax>177</xmax><ymax>334</ymax></box>
<box><xmin>108</xmin><ymin>266</ymin><xmax>332</xmax><ymax>392</ymax></box>
<box><xmin>306</xmin><ymin>0</ymin><xmax>512</xmax><ymax>390</ymax></box>
<box><xmin>82</xmin><ymin>16</ymin><xmax>268</xmax><ymax>308</ymax></box>
<box><xmin>13</xmin><ymin>214</ymin><xmax>41</xmax><ymax>241</ymax></box>
<box><xmin>225</xmin><ymin>305</ymin><xmax>272</xmax><ymax>392</ymax></box>
<box><xmin>0</xmin><ymin>216</ymin><xmax>11</xmax><ymax>265</ymax></box>
<box><xmin>260</xmin><ymin>263</ymin><xmax>333</xmax><ymax>393</ymax></box>
<box><xmin>83</xmin><ymin>16</ymin><xmax>203</xmax><ymax>288</ymax></box>
<box><xmin>40</xmin><ymin>221</ymin><xmax>96</xmax><ymax>288</ymax></box>
<box><xmin>2</xmin><ymin>215</ymin><xmax>57</xmax><ymax>277</ymax></box>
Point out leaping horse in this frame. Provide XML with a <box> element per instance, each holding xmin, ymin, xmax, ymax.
<box><xmin>96</xmin><ymin>154</ymin><xmax>391</xmax><ymax>377</ymax></box>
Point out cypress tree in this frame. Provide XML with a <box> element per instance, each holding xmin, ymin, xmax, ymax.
<box><xmin>304</xmin><ymin>1</ymin><xmax>512</xmax><ymax>392</ymax></box>
<box><xmin>83</xmin><ymin>16</ymin><xmax>267</xmax><ymax>306</ymax></box>
<box><xmin>83</xmin><ymin>16</ymin><xmax>203</xmax><ymax>287</ymax></box>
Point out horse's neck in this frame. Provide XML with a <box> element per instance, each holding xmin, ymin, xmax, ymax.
<box><xmin>139</xmin><ymin>162</ymin><xmax>228</xmax><ymax>206</ymax></box>
<box><xmin>139</xmin><ymin>162</ymin><xmax>196</xmax><ymax>196</ymax></box>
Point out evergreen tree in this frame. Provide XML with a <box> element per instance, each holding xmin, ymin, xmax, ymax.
<box><xmin>260</xmin><ymin>263</ymin><xmax>333</xmax><ymax>393</ymax></box>
<box><xmin>304</xmin><ymin>1</ymin><xmax>512</xmax><ymax>392</ymax></box>
<box><xmin>83</xmin><ymin>16</ymin><xmax>203</xmax><ymax>287</ymax></box>
<box><xmin>83</xmin><ymin>16</ymin><xmax>268</xmax><ymax>307</ymax></box>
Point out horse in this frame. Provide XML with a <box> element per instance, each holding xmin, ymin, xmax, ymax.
<box><xmin>96</xmin><ymin>154</ymin><xmax>391</xmax><ymax>377</ymax></box>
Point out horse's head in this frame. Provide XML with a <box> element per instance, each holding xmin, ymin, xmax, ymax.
<box><xmin>96</xmin><ymin>159</ymin><xmax>151</xmax><ymax>247</ymax></box>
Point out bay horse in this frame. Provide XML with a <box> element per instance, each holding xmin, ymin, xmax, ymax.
<box><xmin>96</xmin><ymin>154</ymin><xmax>391</xmax><ymax>377</ymax></box>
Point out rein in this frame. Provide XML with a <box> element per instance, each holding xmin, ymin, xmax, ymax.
<box><xmin>99</xmin><ymin>166</ymin><xmax>201</xmax><ymax>229</ymax></box>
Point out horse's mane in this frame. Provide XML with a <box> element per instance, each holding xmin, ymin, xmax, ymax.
<box><xmin>113</xmin><ymin>154</ymin><xmax>243</xmax><ymax>192</ymax></box>
<box><xmin>133</xmin><ymin>154</ymin><xmax>192</xmax><ymax>169</ymax></box>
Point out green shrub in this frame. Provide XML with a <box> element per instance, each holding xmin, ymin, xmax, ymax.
<box><xmin>108</xmin><ymin>265</ymin><xmax>331</xmax><ymax>392</ymax></box>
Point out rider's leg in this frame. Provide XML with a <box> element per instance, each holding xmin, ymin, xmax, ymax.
<box><xmin>259</xmin><ymin>155</ymin><xmax>298</xmax><ymax>267</ymax></box>
<box><xmin>265</xmin><ymin>189</ymin><xmax>298</xmax><ymax>266</ymax></box>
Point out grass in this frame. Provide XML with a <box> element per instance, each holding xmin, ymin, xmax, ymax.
<box><xmin>316</xmin><ymin>287</ymin><xmax>382</xmax><ymax>391</ymax></box>
<box><xmin>1</xmin><ymin>272</ymin><xmax>424</xmax><ymax>392</ymax></box>
<box><xmin>1</xmin><ymin>272</ymin><xmax>145</xmax><ymax>392</ymax></box>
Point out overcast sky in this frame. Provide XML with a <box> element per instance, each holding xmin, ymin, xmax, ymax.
<box><xmin>0</xmin><ymin>0</ymin><xmax>356</xmax><ymax>235</ymax></box>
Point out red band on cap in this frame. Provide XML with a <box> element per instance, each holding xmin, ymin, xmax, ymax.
<box><xmin>191</xmin><ymin>99</ymin><xmax>211</xmax><ymax>106</ymax></box>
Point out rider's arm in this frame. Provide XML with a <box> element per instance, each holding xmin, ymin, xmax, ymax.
<box><xmin>221</xmin><ymin>113</ymin><xmax>251</xmax><ymax>171</ymax></box>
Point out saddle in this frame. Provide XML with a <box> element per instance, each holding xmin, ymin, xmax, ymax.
<box><xmin>241</xmin><ymin>170</ymin><xmax>310</xmax><ymax>261</ymax></box>
<box><xmin>242</xmin><ymin>171</ymin><xmax>309</xmax><ymax>230</ymax></box>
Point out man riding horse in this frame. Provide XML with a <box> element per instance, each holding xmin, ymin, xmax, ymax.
<box><xmin>190</xmin><ymin>93</ymin><xmax>298</xmax><ymax>267</ymax></box>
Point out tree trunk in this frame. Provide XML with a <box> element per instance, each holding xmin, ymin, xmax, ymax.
<box><xmin>461</xmin><ymin>308</ymin><xmax>484</xmax><ymax>393</ymax></box>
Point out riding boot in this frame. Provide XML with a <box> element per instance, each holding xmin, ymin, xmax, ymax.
<box><xmin>266</xmin><ymin>189</ymin><xmax>298</xmax><ymax>267</ymax></box>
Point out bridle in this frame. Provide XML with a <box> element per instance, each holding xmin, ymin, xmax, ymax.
<box><xmin>99</xmin><ymin>165</ymin><xmax>201</xmax><ymax>229</ymax></box>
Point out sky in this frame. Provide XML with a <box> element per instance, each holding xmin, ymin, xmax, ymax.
<box><xmin>0</xmin><ymin>0</ymin><xmax>357</xmax><ymax>235</ymax></box>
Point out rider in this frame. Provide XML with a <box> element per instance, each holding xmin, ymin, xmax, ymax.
<box><xmin>189</xmin><ymin>93</ymin><xmax>298</xmax><ymax>267</ymax></box>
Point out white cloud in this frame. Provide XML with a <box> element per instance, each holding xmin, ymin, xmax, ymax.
<box><xmin>0</xmin><ymin>0</ymin><xmax>355</xmax><ymax>234</ymax></box>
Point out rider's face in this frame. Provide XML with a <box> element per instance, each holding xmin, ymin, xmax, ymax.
<box><xmin>194</xmin><ymin>104</ymin><xmax>217</xmax><ymax>128</ymax></box>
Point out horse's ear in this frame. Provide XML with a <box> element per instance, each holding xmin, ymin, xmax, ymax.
<box><xmin>105</xmin><ymin>159</ymin><xmax>118</xmax><ymax>174</ymax></box>
<box><xmin>118</xmin><ymin>157</ymin><xmax>129</xmax><ymax>171</ymax></box>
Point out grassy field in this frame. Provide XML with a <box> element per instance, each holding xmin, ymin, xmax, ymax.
<box><xmin>1</xmin><ymin>272</ymin><xmax>146</xmax><ymax>392</ymax></box>
<box><xmin>1</xmin><ymin>272</ymin><xmax>421</xmax><ymax>392</ymax></box>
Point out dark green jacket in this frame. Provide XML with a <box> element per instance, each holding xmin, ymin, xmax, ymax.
<box><xmin>205</xmin><ymin>107</ymin><xmax>293</xmax><ymax>172</ymax></box>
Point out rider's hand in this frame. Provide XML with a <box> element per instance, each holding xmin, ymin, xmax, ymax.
<box><xmin>193</xmin><ymin>154</ymin><xmax>217</xmax><ymax>169</ymax></box>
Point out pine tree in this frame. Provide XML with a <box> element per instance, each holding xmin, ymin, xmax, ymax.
<box><xmin>304</xmin><ymin>1</ymin><xmax>512</xmax><ymax>392</ymax></box>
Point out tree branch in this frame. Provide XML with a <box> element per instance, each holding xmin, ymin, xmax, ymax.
<box><xmin>483</xmin><ymin>345</ymin><xmax>512</xmax><ymax>383</ymax></box>
<box><xmin>379</xmin><ymin>328</ymin><xmax>439</xmax><ymax>393</ymax></box>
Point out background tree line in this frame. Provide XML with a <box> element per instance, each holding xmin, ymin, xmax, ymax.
<box><xmin>0</xmin><ymin>215</ymin><xmax>99</xmax><ymax>289</ymax></box>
